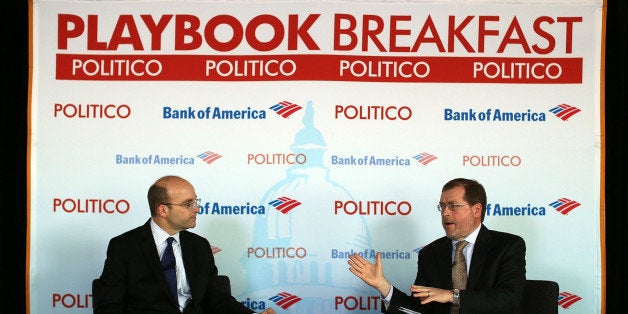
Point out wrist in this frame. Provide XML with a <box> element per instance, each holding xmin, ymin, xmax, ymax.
<box><xmin>452</xmin><ymin>289</ymin><xmax>460</xmax><ymax>305</ymax></box>
<box><xmin>378</xmin><ymin>282</ymin><xmax>392</xmax><ymax>298</ymax></box>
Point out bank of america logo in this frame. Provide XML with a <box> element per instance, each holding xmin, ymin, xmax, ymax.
<box><xmin>268</xmin><ymin>197</ymin><xmax>302</xmax><ymax>214</ymax></box>
<box><xmin>549</xmin><ymin>104</ymin><xmax>581</xmax><ymax>121</ymax></box>
<box><xmin>549</xmin><ymin>198</ymin><xmax>581</xmax><ymax>215</ymax></box>
<box><xmin>211</xmin><ymin>246</ymin><xmax>221</xmax><ymax>255</ymax></box>
<box><xmin>269</xmin><ymin>292</ymin><xmax>302</xmax><ymax>309</ymax></box>
<box><xmin>197</xmin><ymin>151</ymin><xmax>222</xmax><ymax>164</ymax></box>
<box><xmin>412</xmin><ymin>152</ymin><xmax>437</xmax><ymax>165</ymax></box>
<box><xmin>558</xmin><ymin>291</ymin><xmax>582</xmax><ymax>309</ymax></box>
<box><xmin>269</xmin><ymin>101</ymin><xmax>302</xmax><ymax>118</ymax></box>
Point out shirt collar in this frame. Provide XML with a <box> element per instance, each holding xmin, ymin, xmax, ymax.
<box><xmin>150</xmin><ymin>218</ymin><xmax>180</xmax><ymax>245</ymax></box>
<box><xmin>453</xmin><ymin>224</ymin><xmax>481</xmax><ymax>246</ymax></box>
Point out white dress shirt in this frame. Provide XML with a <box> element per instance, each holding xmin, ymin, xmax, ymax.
<box><xmin>151</xmin><ymin>219</ymin><xmax>192</xmax><ymax>312</ymax></box>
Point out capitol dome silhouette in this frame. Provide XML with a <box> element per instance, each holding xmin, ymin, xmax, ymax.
<box><xmin>241</xmin><ymin>100</ymin><xmax>374</xmax><ymax>313</ymax></box>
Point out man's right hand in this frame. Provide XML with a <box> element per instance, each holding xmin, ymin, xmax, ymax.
<box><xmin>348</xmin><ymin>252</ymin><xmax>392</xmax><ymax>297</ymax></box>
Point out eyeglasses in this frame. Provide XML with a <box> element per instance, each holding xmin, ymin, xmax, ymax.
<box><xmin>437</xmin><ymin>203</ymin><xmax>468</xmax><ymax>212</ymax></box>
<box><xmin>164</xmin><ymin>198</ymin><xmax>201</xmax><ymax>210</ymax></box>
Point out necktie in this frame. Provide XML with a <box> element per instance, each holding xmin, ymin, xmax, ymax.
<box><xmin>452</xmin><ymin>240</ymin><xmax>468</xmax><ymax>314</ymax></box>
<box><xmin>161</xmin><ymin>237</ymin><xmax>178</xmax><ymax>304</ymax></box>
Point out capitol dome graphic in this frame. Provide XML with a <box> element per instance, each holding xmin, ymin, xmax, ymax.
<box><xmin>241</xmin><ymin>100</ymin><xmax>375</xmax><ymax>313</ymax></box>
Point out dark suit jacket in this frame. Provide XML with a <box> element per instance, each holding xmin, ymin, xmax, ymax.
<box><xmin>93</xmin><ymin>219</ymin><xmax>254</xmax><ymax>314</ymax></box>
<box><xmin>387</xmin><ymin>224</ymin><xmax>526</xmax><ymax>314</ymax></box>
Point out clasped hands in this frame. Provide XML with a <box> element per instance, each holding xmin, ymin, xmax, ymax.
<box><xmin>348</xmin><ymin>252</ymin><xmax>453</xmax><ymax>305</ymax></box>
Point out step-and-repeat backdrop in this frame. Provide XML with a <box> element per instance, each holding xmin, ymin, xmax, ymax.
<box><xmin>29</xmin><ymin>0</ymin><xmax>604</xmax><ymax>313</ymax></box>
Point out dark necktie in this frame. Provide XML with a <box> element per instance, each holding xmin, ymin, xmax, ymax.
<box><xmin>161</xmin><ymin>237</ymin><xmax>178</xmax><ymax>304</ymax></box>
<box><xmin>452</xmin><ymin>240</ymin><xmax>468</xmax><ymax>314</ymax></box>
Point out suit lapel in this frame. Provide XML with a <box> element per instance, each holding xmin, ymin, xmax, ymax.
<box><xmin>435</xmin><ymin>237</ymin><xmax>454</xmax><ymax>288</ymax></box>
<box><xmin>468</xmin><ymin>224</ymin><xmax>491</xmax><ymax>289</ymax></box>
<box><xmin>180</xmin><ymin>231</ymin><xmax>202</xmax><ymax>300</ymax></box>
<box><xmin>139</xmin><ymin>220</ymin><xmax>179</xmax><ymax>305</ymax></box>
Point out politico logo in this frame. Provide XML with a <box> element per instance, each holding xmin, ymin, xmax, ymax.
<box><xmin>53</xmin><ymin>198</ymin><xmax>130</xmax><ymax>214</ymax></box>
<box><xmin>462</xmin><ymin>155</ymin><xmax>522</xmax><ymax>167</ymax></box>
<box><xmin>247</xmin><ymin>153</ymin><xmax>307</xmax><ymax>165</ymax></box>
<box><xmin>558</xmin><ymin>291</ymin><xmax>582</xmax><ymax>309</ymax></box>
<box><xmin>334</xmin><ymin>200</ymin><xmax>412</xmax><ymax>216</ymax></box>
<box><xmin>549</xmin><ymin>104</ymin><xmax>581</xmax><ymax>121</ymax></box>
<box><xmin>52</xmin><ymin>292</ymin><xmax>92</xmax><ymax>309</ymax></box>
<box><xmin>335</xmin><ymin>105</ymin><xmax>412</xmax><ymax>120</ymax></box>
<box><xmin>268</xmin><ymin>197</ymin><xmax>302</xmax><ymax>214</ymax></box>
<box><xmin>335</xmin><ymin>295</ymin><xmax>381</xmax><ymax>311</ymax></box>
<box><xmin>549</xmin><ymin>198</ymin><xmax>581</xmax><ymax>215</ymax></box>
<box><xmin>247</xmin><ymin>247</ymin><xmax>307</xmax><ymax>259</ymax></box>
<box><xmin>54</xmin><ymin>103</ymin><xmax>131</xmax><ymax>119</ymax></box>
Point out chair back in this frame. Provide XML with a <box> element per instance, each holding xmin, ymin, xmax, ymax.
<box><xmin>217</xmin><ymin>275</ymin><xmax>231</xmax><ymax>295</ymax></box>
<box><xmin>522</xmin><ymin>279</ymin><xmax>559</xmax><ymax>314</ymax></box>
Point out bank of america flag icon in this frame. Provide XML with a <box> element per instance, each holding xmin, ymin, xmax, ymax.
<box><xmin>413</xmin><ymin>152</ymin><xmax>437</xmax><ymax>165</ymax></box>
<box><xmin>549</xmin><ymin>104</ymin><xmax>581</xmax><ymax>121</ymax></box>
<box><xmin>549</xmin><ymin>198</ymin><xmax>580</xmax><ymax>215</ymax></box>
<box><xmin>197</xmin><ymin>151</ymin><xmax>222</xmax><ymax>164</ymax></box>
<box><xmin>269</xmin><ymin>101</ymin><xmax>302</xmax><ymax>118</ymax></box>
<box><xmin>269</xmin><ymin>292</ymin><xmax>302</xmax><ymax>309</ymax></box>
<box><xmin>268</xmin><ymin>197</ymin><xmax>302</xmax><ymax>214</ymax></box>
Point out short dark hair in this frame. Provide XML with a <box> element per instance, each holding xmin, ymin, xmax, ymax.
<box><xmin>442</xmin><ymin>178</ymin><xmax>487</xmax><ymax>221</ymax></box>
<box><xmin>147</xmin><ymin>176</ymin><xmax>176</xmax><ymax>216</ymax></box>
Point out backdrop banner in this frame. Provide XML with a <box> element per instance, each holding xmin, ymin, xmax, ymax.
<box><xmin>29</xmin><ymin>0</ymin><xmax>604</xmax><ymax>313</ymax></box>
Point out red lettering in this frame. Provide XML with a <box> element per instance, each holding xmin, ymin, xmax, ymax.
<box><xmin>389</xmin><ymin>15</ymin><xmax>412</xmax><ymax>52</ymax></box>
<box><xmin>287</xmin><ymin>14</ymin><xmax>320</xmax><ymax>50</ymax></box>
<box><xmin>448</xmin><ymin>16</ymin><xmax>475</xmax><ymax>52</ymax></box>
<box><xmin>246</xmin><ymin>15</ymin><xmax>284</xmax><ymax>51</ymax></box>
<box><xmin>141</xmin><ymin>15</ymin><xmax>173</xmax><ymax>50</ymax></box>
<box><xmin>58</xmin><ymin>14</ymin><xmax>84</xmax><ymax>49</ymax></box>
<box><xmin>497</xmin><ymin>17</ymin><xmax>531</xmax><ymax>53</ymax></box>
<box><xmin>108</xmin><ymin>15</ymin><xmax>143</xmax><ymax>50</ymax></box>
<box><xmin>411</xmin><ymin>15</ymin><xmax>445</xmax><ymax>52</ymax></box>
<box><xmin>532</xmin><ymin>16</ymin><xmax>556</xmax><ymax>54</ymax></box>
<box><xmin>334</xmin><ymin>14</ymin><xmax>358</xmax><ymax>51</ymax></box>
<box><xmin>477</xmin><ymin>15</ymin><xmax>500</xmax><ymax>53</ymax></box>
<box><xmin>557</xmin><ymin>16</ymin><xmax>582</xmax><ymax>53</ymax></box>
<box><xmin>175</xmin><ymin>14</ymin><xmax>202</xmax><ymax>50</ymax></box>
<box><xmin>87</xmin><ymin>15</ymin><xmax>108</xmax><ymax>50</ymax></box>
<box><xmin>204</xmin><ymin>15</ymin><xmax>243</xmax><ymax>52</ymax></box>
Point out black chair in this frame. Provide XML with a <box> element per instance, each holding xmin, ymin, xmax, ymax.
<box><xmin>217</xmin><ymin>275</ymin><xmax>231</xmax><ymax>295</ymax></box>
<box><xmin>521</xmin><ymin>279</ymin><xmax>559</xmax><ymax>314</ymax></box>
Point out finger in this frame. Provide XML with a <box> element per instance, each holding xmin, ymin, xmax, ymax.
<box><xmin>350</xmin><ymin>253</ymin><xmax>366</xmax><ymax>265</ymax></box>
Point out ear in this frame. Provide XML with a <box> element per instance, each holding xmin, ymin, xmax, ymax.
<box><xmin>472</xmin><ymin>203</ymin><xmax>482</xmax><ymax>218</ymax></box>
<box><xmin>158</xmin><ymin>204</ymin><xmax>169</xmax><ymax>218</ymax></box>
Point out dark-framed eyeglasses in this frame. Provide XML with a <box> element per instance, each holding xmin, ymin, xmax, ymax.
<box><xmin>164</xmin><ymin>198</ymin><xmax>201</xmax><ymax>210</ymax></box>
<box><xmin>437</xmin><ymin>203</ymin><xmax>468</xmax><ymax>212</ymax></box>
